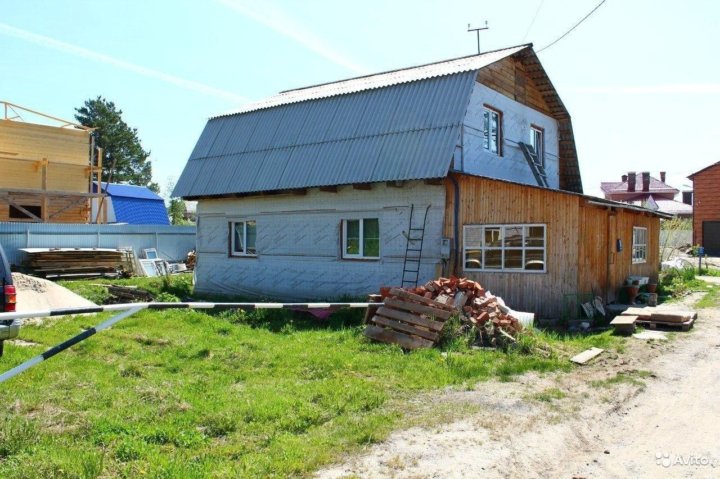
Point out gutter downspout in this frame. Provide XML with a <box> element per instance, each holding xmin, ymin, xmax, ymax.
<box><xmin>449</xmin><ymin>172</ymin><xmax>461</xmax><ymax>275</ymax></box>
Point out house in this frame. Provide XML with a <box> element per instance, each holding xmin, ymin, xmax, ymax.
<box><xmin>688</xmin><ymin>161</ymin><xmax>720</xmax><ymax>255</ymax></box>
<box><xmin>174</xmin><ymin>44</ymin><xmax>665</xmax><ymax>317</ymax></box>
<box><xmin>92</xmin><ymin>182</ymin><xmax>169</xmax><ymax>225</ymax></box>
<box><xmin>0</xmin><ymin>101</ymin><xmax>102</xmax><ymax>223</ymax></box>
<box><xmin>600</xmin><ymin>171</ymin><xmax>693</xmax><ymax>218</ymax></box>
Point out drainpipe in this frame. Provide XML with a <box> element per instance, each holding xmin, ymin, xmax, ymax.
<box><xmin>449</xmin><ymin>173</ymin><xmax>461</xmax><ymax>275</ymax></box>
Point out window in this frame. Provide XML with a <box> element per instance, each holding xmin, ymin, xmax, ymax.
<box><xmin>230</xmin><ymin>220</ymin><xmax>257</xmax><ymax>256</ymax></box>
<box><xmin>463</xmin><ymin>224</ymin><xmax>546</xmax><ymax>272</ymax></box>
<box><xmin>483</xmin><ymin>106</ymin><xmax>502</xmax><ymax>155</ymax></box>
<box><xmin>632</xmin><ymin>227</ymin><xmax>647</xmax><ymax>264</ymax></box>
<box><xmin>343</xmin><ymin>218</ymin><xmax>379</xmax><ymax>259</ymax></box>
<box><xmin>530</xmin><ymin>125</ymin><xmax>544</xmax><ymax>167</ymax></box>
<box><xmin>9</xmin><ymin>204</ymin><xmax>41</xmax><ymax>220</ymax></box>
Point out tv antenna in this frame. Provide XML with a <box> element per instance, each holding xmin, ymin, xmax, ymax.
<box><xmin>467</xmin><ymin>21</ymin><xmax>489</xmax><ymax>54</ymax></box>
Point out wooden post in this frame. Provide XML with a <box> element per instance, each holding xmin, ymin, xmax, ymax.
<box><xmin>41</xmin><ymin>157</ymin><xmax>48</xmax><ymax>222</ymax></box>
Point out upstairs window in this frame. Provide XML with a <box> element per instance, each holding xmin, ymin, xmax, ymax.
<box><xmin>230</xmin><ymin>220</ymin><xmax>257</xmax><ymax>256</ymax></box>
<box><xmin>483</xmin><ymin>106</ymin><xmax>502</xmax><ymax>155</ymax></box>
<box><xmin>632</xmin><ymin>227</ymin><xmax>647</xmax><ymax>264</ymax></box>
<box><xmin>530</xmin><ymin>125</ymin><xmax>544</xmax><ymax>167</ymax></box>
<box><xmin>343</xmin><ymin>218</ymin><xmax>379</xmax><ymax>259</ymax></box>
<box><xmin>464</xmin><ymin>224</ymin><xmax>546</xmax><ymax>272</ymax></box>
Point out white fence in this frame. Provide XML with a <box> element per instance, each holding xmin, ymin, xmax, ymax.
<box><xmin>0</xmin><ymin>222</ymin><xmax>196</xmax><ymax>266</ymax></box>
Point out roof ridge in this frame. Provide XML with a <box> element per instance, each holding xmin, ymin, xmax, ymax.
<box><xmin>280</xmin><ymin>43</ymin><xmax>533</xmax><ymax>94</ymax></box>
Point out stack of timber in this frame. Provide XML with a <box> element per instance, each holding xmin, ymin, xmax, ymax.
<box><xmin>365</xmin><ymin>277</ymin><xmax>525</xmax><ymax>350</ymax></box>
<box><xmin>20</xmin><ymin>248</ymin><xmax>130</xmax><ymax>278</ymax></box>
<box><xmin>621</xmin><ymin>307</ymin><xmax>697</xmax><ymax>331</ymax></box>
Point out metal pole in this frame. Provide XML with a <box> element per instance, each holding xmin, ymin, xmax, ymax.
<box><xmin>0</xmin><ymin>306</ymin><xmax>144</xmax><ymax>384</ymax></box>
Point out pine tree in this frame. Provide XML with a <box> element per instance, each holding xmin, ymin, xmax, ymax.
<box><xmin>75</xmin><ymin>97</ymin><xmax>159</xmax><ymax>191</ymax></box>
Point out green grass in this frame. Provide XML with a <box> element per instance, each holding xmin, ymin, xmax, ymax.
<box><xmin>529</xmin><ymin>387</ymin><xmax>567</xmax><ymax>403</ymax></box>
<box><xmin>590</xmin><ymin>370</ymin><xmax>652</xmax><ymax>389</ymax></box>
<box><xmin>696</xmin><ymin>284</ymin><xmax>720</xmax><ymax>309</ymax></box>
<box><xmin>0</xmin><ymin>279</ymin><xmax>625</xmax><ymax>478</ymax></box>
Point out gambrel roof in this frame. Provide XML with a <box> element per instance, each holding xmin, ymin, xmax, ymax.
<box><xmin>175</xmin><ymin>44</ymin><xmax>582</xmax><ymax>199</ymax></box>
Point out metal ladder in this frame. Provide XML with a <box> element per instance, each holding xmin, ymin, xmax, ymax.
<box><xmin>401</xmin><ymin>204</ymin><xmax>431</xmax><ymax>288</ymax></box>
<box><xmin>518</xmin><ymin>142</ymin><xmax>549</xmax><ymax>188</ymax></box>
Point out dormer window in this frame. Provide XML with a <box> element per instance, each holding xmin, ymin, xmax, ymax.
<box><xmin>483</xmin><ymin>106</ymin><xmax>502</xmax><ymax>155</ymax></box>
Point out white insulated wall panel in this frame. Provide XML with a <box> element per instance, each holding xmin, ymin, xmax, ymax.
<box><xmin>460</xmin><ymin>82</ymin><xmax>560</xmax><ymax>188</ymax></box>
<box><xmin>195</xmin><ymin>181</ymin><xmax>446</xmax><ymax>300</ymax></box>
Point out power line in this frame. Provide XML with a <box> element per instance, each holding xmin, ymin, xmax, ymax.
<box><xmin>537</xmin><ymin>0</ymin><xmax>607</xmax><ymax>53</ymax></box>
<box><xmin>522</xmin><ymin>0</ymin><xmax>545</xmax><ymax>42</ymax></box>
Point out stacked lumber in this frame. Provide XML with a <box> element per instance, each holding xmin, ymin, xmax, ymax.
<box><xmin>20</xmin><ymin>248</ymin><xmax>127</xmax><ymax>277</ymax></box>
<box><xmin>106</xmin><ymin>285</ymin><xmax>154</xmax><ymax>303</ymax></box>
<box><xmin>365</xmin><ymin>277</ymin><xmax>524</xmax><ymax>350</ymax></box>
<box><xmin>621</xmin><ymin>307</ymin><xmax>696</xmax><ymax>331</ymax></box>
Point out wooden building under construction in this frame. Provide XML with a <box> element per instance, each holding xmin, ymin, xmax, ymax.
<box><xmin>0</xmin><ymin>101</ymin><xmax>102</xmax><ymax>223</ymax></box>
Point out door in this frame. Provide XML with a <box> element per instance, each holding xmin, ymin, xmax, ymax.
<box><xmin>703</xmin><ymin>221</ymin><xmax>720</xmax><ymax>256</ymax></box>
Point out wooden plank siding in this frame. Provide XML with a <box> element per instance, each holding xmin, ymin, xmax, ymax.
<box><xmin>0</xmin><ymin>120</ymin><xmax>94</xmax><ymax>223</ymax></box>
<box><xmin>444</xmin><ymin>173</ymin><xmax>661</xmax><ymax>317</ymax></box>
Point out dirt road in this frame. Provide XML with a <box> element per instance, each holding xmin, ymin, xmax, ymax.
<box><xmin>318</xmin><ymin>297</ymin><xmax>720</xmax><ymax>479</ymax></box>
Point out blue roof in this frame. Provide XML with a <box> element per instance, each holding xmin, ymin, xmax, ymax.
<box><xmin>93</xmin><ymin>182</ymin><xmax>169</xmax><ymax>225</ymax></box>
<box><xmin>94</xmin><ymin>182</ymin><xmax>164</xmax><ymax>200</ymax></box>
<box><xmin>173</xmin><ymin>46</ymin><xmax>533</xmax><ymax>198</ymax></box>
<box><xmin>111</xmin><ymin>196</ymin><xmax>169</xmax><ymax>225</ymax></box>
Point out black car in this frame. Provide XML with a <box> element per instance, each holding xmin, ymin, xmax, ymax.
<box><xmin>0</xmin><ymin>242</ymin><xmax>18</xmax><ymax>356</ymax></box>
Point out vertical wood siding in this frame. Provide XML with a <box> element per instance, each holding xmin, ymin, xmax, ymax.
<box><xmin>445</xmin><ymin>174</ymin><xmax>661</xmax><ymax>317</ymax></box>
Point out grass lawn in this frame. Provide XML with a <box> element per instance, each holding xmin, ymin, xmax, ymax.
<box><xmin>0</xmin><ymin>278</ymin><xmax>623</xmax><ymax>478</ymax></box>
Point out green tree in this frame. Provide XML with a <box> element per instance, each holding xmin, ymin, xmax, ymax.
<box><xmin>75</xmin><ymin>96</ymin><xmax>159</xmax><ymax>191</ymax></box>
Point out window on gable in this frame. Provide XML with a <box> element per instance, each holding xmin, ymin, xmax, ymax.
<box><xmin>483</xmin><ymin>106</ymin><xmax>502</xmax><ymax>155</ymax></box>
<box><xmin>463</xmin><ymin>224</ymin><xmax>546</xmax><ymax>272</ymax></box>
<box><xmin>230</xmin><ymin>220</ymin><xmax>257</xmax><ymax>256</ymax></box>
<box><xmin>632</xmin><ymin>227</ymin><xmax>647</xmax><ymax>264</ymax></box>
<box><xmin>343</xmin><ymin>218</ymin><xmax>379</xmax><ymax>259</ymax></box>
<box><xmin>530</xmin><ymin>125</ymin><xmax>544</xmax><ymax>167</ymax></box>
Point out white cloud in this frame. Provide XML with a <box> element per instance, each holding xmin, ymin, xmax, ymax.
<box><xmin>573</xmin><ymin>84</ymin><xmax>720</xmax><ymax>94</ymax></box>
<box><xmin>218</xmin><ymin>0</ymin><xmax>368</xmax><ymax>74</ymax></box>
<box><xmin>0</xmin><ymin>22</ymin><xmax>249</xmax><ymax>104</ymax></box>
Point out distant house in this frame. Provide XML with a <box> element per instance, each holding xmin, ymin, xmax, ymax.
<box><xmin>688</xmin><ymin>162</ymin><xmax>720</xmax><ymax>255</ymax></box>
<box><xmin>600</xmin><ymin>171</ymin><xmax>693</xmax><ymax>218</ymax></box>
<box><xmin>92</xmin><ymin>183</ymin><xmax>169</xmax><ymax>225</ymax></box>
<box><xmin>174</xmin><ymin>44</ymin><xmax>665</xmax><ymax>317</ymax></box>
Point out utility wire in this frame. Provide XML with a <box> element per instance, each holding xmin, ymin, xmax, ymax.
<box><xmin>522</xmin><ymin>0</ymin><xmax>545</xmax><ymax>42</ymax></box>
<box><xmin>537</xmin><ymin>0</ymin><xmax>607</xmax><ymax>53</ymax></box>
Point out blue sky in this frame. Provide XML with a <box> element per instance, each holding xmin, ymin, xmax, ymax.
<box><xmin>2</xmin><ymin>0</ymin><xmax>718</xmax><ymax>197</ymax></box>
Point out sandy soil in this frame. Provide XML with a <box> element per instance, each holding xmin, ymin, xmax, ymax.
<box><xmin>318</xmin><ymin>294</ymin><xmax>720</xmax><ymax>479</ymax></box>
<box><xmin>12</xmin><ymin>273</ymin><xmax>97</xmax><ymax>323</ymax></box>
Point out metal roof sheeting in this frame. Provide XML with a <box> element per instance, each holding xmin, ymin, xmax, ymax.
<box><xmin>174</xmin><ymin>69</ymin><xmax>482</xmax><ymax>198</ymax></box>
<box><xmin>216</xmin><ymin>45</ymin><xmax>529</xmax><ymax>117</ymax></box>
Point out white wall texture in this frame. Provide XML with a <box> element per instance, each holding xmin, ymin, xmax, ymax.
<box><xmin>457</xmin><ymin>82</ymin><xmax>560</xmax><ymax>188</ymax></box>
<box><xmin>195</xmin><ymin>181</ymin><xmax>446</xmax><ymax>300</ymax></box>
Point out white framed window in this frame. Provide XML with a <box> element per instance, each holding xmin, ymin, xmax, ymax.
<box><xmin>530</xmin><ymin>125</ymin><xmax>544</xmax><ymax>167</ymax></box>
<box><xmin>483</xmin><ymin>106</ymin><xmax>502</xmax><ymax>155</ymax></box>
<box><xmin>463</xmin><ymin>224</ymin><xmax>546</xmax><ymax>273</ymax></box>
<box><xmin>343</xmin><ymin>218</ymin><xmax>380</xmax><ymax>259</ymax></box>
<box><xmin>230</xmin><ymin>220</ymin><xmax>257</xmax><ymax>256</ymax></box>
<box><xmin>632</xmin><ymin>227</ymin><xmax>647</xmax><ymax>264</ymax></box>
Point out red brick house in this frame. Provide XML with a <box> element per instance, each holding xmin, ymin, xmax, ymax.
<box><xmin>688</xmin><ymin>162</ymin><xmax>720</xmax><ymax>255</ymax></box>
<box><xmin>600</xmin><ymin>171</ymin><xmax>693</xmax><ymax>218</ymax></box>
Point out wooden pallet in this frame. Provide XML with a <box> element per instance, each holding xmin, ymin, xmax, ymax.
<box><xmin>636</xmin><ymin>316</ymin><xmax>695</xmax><ymax>332</ymax></box>
<box><xmin>364</xmin><ymin>288</ymin><xmax>455</xmax><ymax>349</ymax></box>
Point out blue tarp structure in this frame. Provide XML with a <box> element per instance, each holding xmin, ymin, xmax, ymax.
<box><xmin>94</xmin><ymin>182</ymin><xmax>169</xmax><ymax>225</ymax></box>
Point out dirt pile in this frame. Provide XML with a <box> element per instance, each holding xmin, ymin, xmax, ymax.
<box><xmin>12</xmin><ymin>273</ymin><xmax>97</xmax><ymax>322</ymax></box>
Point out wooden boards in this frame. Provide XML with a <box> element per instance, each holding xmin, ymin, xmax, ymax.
<box><xmin>570</xmin><ymin>347</ymin><xmax>604</xmax><ymax>365</ymax></box>
<box><xmin>364</xmin><ymin>289</ymin><xmax>454</xmax><ymax>350</ymax></box>
<box><xmin>621</xmin><ymin>307</ymin><xmax>697</xmax><ymax>331</ymax></box>
<box><xmin>610</xmin><ymin>315</ymin><xmax>637</xmax><ymax>335</ymax></box>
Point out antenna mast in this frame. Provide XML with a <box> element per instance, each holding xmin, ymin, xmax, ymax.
<box><xmin>467</xmin><ymin>21</ymin><xmax>489</xmax><ymax>54</ymax></box>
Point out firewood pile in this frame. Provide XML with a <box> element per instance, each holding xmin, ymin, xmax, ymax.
<box><xmin>365</xmin><ymin>276</ymin><xmax>525</xmax><ymax>350</ymax></box>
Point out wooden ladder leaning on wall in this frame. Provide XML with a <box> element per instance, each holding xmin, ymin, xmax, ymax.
<box><xmin>401</xmin><ymin>204</ymin><xmax>431</xmax><ymax>288</ymax></box>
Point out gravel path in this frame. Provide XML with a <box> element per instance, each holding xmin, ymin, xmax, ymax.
<box><xmin>318</xmin><ymin>296</ymin><xmax>720</xmax><ymax>479</ymax></box>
